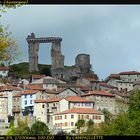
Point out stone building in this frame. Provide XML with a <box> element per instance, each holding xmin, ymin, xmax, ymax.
<box><xmin>81</xmin><ymin>90</ymin><xmax>116</xmax><ymax>114</ymax></box>
<box><xmin>27</xmin><ymin>33</ymin><xmax>98</xmax><ymax>83</ymax></box>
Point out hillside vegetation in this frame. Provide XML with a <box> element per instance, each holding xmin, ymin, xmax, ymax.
<box><xmin>8</xmin><ymin>62</ymin><xmax>72</xmax><ymax>79</ymax></box>
<box><xmin>9</xmin><ymin>62</ymin><xmax>51</xmax><ymax>79</ymax></box>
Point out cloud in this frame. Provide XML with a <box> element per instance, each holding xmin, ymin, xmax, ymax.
<box><xmin>1</xmin><ymin>5</ymin><xmax>140</xmax><ymax>80</ymax></box>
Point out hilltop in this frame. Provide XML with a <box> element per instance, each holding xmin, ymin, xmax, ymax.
<box><xmin>8</xmin><ymin>62</ymin><xmax>72</xmax><ymax>79</ymax></box>
<box><xmin>9</xmin><ymin>62</ymin><xmax>51</xmax><ymax>79</ymax></box>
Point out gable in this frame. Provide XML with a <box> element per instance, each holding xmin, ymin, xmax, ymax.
<box><xmin>58</xmin><ymin>88</ymin><xmax>78</xmax><ymax>97</ymax></box>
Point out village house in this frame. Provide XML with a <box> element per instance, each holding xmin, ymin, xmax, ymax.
<box><xmin>33</xmin><ymin>96</ymin><xmax>94</xmax><ymax>128</ymax></box>
<box><xmin>0</xmin><ymin>85</ymin><xmax>21</xmax><ymax>117</ymax></box>
<box><xmin>21</xmin><ymin>90</ymin><xmax>42</xmax><ymax>115</ymax></box>
<box><xmin>53</xmin><ymin>108</ymin><xmax>104</xmax><ymax>133</ymax></box>
<box><xmin>81</xmin><ymin>90</ymin><xmax>116</xmax><ymax>114</ymax></box>
<box><xmin>12</xmin><ymin>93</ymin><xmax>21</xmax><ymax>117</ymax></box>
<box><xmin>0</xmin><ymin>67</ymin><xmax>9</xmax><ymax>77</ymax></box>
<box><xmin>0</xmin><ymin>95</ymin><xmax>8</xmax><ymax>123</ymax></box>
<box><xmin>117</xmin><ymin>81</ymin><xmax>134</xmax><ymax>91</ymax></box>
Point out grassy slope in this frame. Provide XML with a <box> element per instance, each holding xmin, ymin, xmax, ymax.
<box><xmin>9</xmin><ymin>62</ymin><xmax>72</xmax><ymax>79</ymax></box>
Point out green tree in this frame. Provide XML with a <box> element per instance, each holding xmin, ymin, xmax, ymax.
<box><xmin>85</xmin><ymin>119</ymin><xmax>94</xmax><ymax>134</ymax></box>
<box><xmin>75</xmin><ymin>119</ymin><xmax>85</xmax><ymax>134</ymax></box>
<box><xmin>30</xmin><ymin>121</ymin><xmax>50</xmax><ymax>135</ymax></box>
<box><xmin>6</xmin><ymin>117</ymin><xmax>30</xmax><ymax>135</ymax></box>
<box><xmin>0</xmin><ymin>5</ymin><xmax>21</xmax><ymax>66</ymax></box>
<box><xmin>24</xmin><ymin>107</ymin><xmax>30</xmax><ymax>116</ymax></box>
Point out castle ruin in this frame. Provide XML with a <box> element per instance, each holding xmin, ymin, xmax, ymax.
<box><xmin>27</xmin><ymin>33</ymin><xmax>97</xmax><ymax>82</ymax></box>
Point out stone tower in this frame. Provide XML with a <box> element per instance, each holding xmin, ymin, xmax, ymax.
<box><xmin>26</xmin><ymin>33</ymin><xmax>64</xmax><ymax>72</ymax></box>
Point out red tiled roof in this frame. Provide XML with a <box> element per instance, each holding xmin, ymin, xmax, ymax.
<box><xmin>81</xmin><ymin>90</ymin><xmax>115</xmax><ymax>97</ymax></box>
<box><xmin>25</xmin><ymin>84</ymin><xmax>44</xmax><ymax>91</ymax></box>
<box><xmin>13</xmin><ymin>93</ymin><xmax>21</xmax><ymax>97</ymax></box>
<box><xmin>0</xmin><ymin>67</ymin><xmax>9</xmax><ymax>71</ymax></box>
<box><xmin>21</xmin><ymin>90</ymin><xmax>39</xmax><ymax>95</ymax></box>
<box><xmin>34</xmin><ymin>98</ymin><xmax>61</xmax><ymax>103</ymax></box>
<box><xmin>63</xmin><ymin>96</ymin><xmax>93</xmax><ymax>103</ymax></box>
<box><xmin>109</xmin><ymin>74</ymin><xmax>120</xmax><ymax>78</ymax></box>
<box><xmin>119</xmin><ymin>71</ymin><xmax>140</xmax><ymax>75</ymax></box>
<box><xmin>85</xmin><ymin>77</ymin><xmax>98</xmax><ymax>82</ymax></box>
<box><xmin>32</xmin><ymin>74</ymin><xmax>46</xmax><ymax>79</ymax></box>
<box><xmin>0</xmin><ymin>85</ymin><xmax>21</xmax><ymax>91</ymax></box>
<box><xmin>54</xmin><ymin>108</ymin><xmax>102</xmax><ymax>115</ymax></box>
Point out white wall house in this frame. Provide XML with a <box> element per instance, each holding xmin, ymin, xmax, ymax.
<box><xmin>117</xmin><ymin>81</ymin><xmax>134</xmax><ymax>91</ymax></box>
<box><xmin>59</xmin><ymin>96</ymin><xmax>94</xmax><ymax>112</ymax></box>
<box><xmin>53</xmin><ymin>108</ymin><xmax>104</xmax><ymax>133</ymax></box>
<box><xmin>21</xmin><ymin>90</ymin><xmax>41</xmax><ymax>115</ymax></box>
<box><xmin>0</xmin><ymin>85</ymin><xmax>21</xmax><ymax>117</ymax></box>
<box><xmin>33</xmin><ymin>96</ymin><xmax>94</xmax><ymax>129</ymax></box>
<box><xmin>0</xmin><ymin>67</ymin><xmax>9</xmax><ymax>77</ymax></box>
<box><xmin>119</xmin><ymin>71</ymin><xmax>140</xmax><ymax>82</ymax></box>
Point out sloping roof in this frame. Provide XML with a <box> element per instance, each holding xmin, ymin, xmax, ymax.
<box><xmin>25</xmin><ymin>84</ymin><xmax>44</xmax><ymax>91</ymax></box>
<box><xmin>54</xmin><ymin>108</ymin><xmax>103</xmax><ymax>115</ymax></box>
<box><xmin>63</xmin><ymin>96</ymin><xmax>93</xmax><ymax>103</ymax></box>
<box><xmin>43</xmin><ymin>79</ymin><xmax>59</xmax><ymax>84</ymax></box>
<box><xmin>119</xmin><ymin>71</ymin><xmax>140</xmax><ymax>75</ymax></box>
<box><xmin>32</xmin><ymin>74</ymin><xmax>46</xmax><ymax>79</ymax></box>
<box><xmin>21</xmin><ymin>90</ymin><xmax>39</xmax><ymax>95</ymax></box>
<box><xmin>34</xmin><ymin>97</ymin><xmax>61</xmax><ymax>103</ymax></box>
<box><xmin>0</xmin><ymin>85</ymin><xmax>21</xmax><ymax>91</ymax></box>
<box><xmin>109</xmin><ymin>74</ymin><xmax>120</xmax><ymax>78</ymax></box>
<box><xmin>81</xmin><ymin>90</ymin><xmax>115</xmax><ymax>97</ymax></box>
<box><xmin>99</xmin><ymin>82</ymin><xmax>117</xmax><ymax>89</ymax></box>
<box><xmin>0</xmin><ymin>67</ymin><xmax>9</xmax><ymax>71</ymax></box>
<box><xmin>13</xmin><ymin>93</ymin><xmax>21</xmax><ymax>97</ymax></box>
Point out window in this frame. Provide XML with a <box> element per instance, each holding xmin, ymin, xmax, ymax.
<box><xmin>25</xmin><ymin>95</ymin><xmax>27</xmax><ymax>98</ymax></box>
<box><xmin>53</xmin><ymin>103</ymin><xmax>55</xmax><ymax>106</ymax></box>
<box><xmin>55</xmin><ymin>116</ymin><xmax>57</xmax><ymax>120</ymax></box>
<box><xmin>64</xmin><ymin>122</ymin><xmax>68</xmax><ymax>126</ymax></box>
<box><xmin>71</xmin><ymin>122</ymin><xmax>74</xmax><ymax>126</ymax></box>
<box><xmin>71</xmin><ymin>115</ymin><xmax>74</xmax><ymax>119</ymax></box>
<box><xmin>42</xmin><ymin>105</ymin><xmax>45</xmax><ymax>108</ymax></box>
<box><xmin>78</xmin><ymin>115</ymin><xmax>80</xmax><ymax>120</ymax></box>
<box><xmin>65</xmin><ymin>115</ymin><xmax>67</xmax><ymax>119</ymax></box>
<box><xmin>25</xmin><ymin>101</ymin><xmax>27</xmax><ymax>105</ymax></box>
<box><xmin>30</xmin><ymin>100</ymin><xmax>32</xmax><ymax>104</ymax></box>
<box><xmin>86</xmin><ymin>115</ymin><xmax>89</xmax><ymax>119</ymax></box>
<box><xmin>30</xmin><ymin>95</ymin><xmax>32</xmax><ymax>98</ymax></box>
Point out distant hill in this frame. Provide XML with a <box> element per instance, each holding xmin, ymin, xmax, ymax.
<box><xmin>9</xmin><ymin>62</ymin><xmax>51</xmax><ymax>79</ymax></box>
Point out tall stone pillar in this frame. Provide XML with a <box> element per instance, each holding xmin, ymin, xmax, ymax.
<box><xmin>27</xmin><ymin>33</ymin><xmax>39</xmax><ymax>72</ymax></box>
<box><xmin>28</xmin><ymin>42</ymin><xmax>39</xmax><ymax>72</ymax></box>
<box><xmin>51</xmin><ymin>40</ymin><xmax>64</xmax><ymax>69</ymax></box>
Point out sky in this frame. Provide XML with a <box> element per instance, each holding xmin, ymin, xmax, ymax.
<box><xmin>1</xmin><ymin>5</ymin><xmax>140</xmax><ymax>80</ymax></box>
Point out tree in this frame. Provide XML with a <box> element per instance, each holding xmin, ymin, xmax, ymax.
<box><xmin>24</xmin><ymin>107</ymin><xmax>30</xmax><ymax>116</ymax></box>
<box><xmin>85</xmin><ymin>119</ymin><xmax>94</xmax><ymax>134</ymax></box>
<box><xmin>7</xmin><ymin>118</ymin><xmax>50</xmax><ymax>136</ymax></box>
<box><xmin>6</xmin><ymin>117</ymin><xmax>30</xmax><ymax>135</ymax></box>
<box><xmin>97</xmin><ymin>90</ymin><xmax>140</xmax><ymax>136</ymax></box>
<box><xmin>30</xmin><ymin>121</ymin><xmax>50</xmax><ymax>135</ymax></box>
<box><xmin>0</xmin><ymin>5</ymin><xmax>21</xmax><ymax>66</ymax></box>
<box><xmin>102</xmin><ymin>109</ymin><xmax>113</xmax><ymax>124</ymax></box>
<box><xmin>75</xmin><ymin>119</ymin><xmax>85</xmax><ymax>134</ymax></box>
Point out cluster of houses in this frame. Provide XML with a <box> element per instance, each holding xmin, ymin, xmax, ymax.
<box><xmin>1</xmin><ymin>66</ymin><xmax>140</xmax><ymax>133</ymax></box>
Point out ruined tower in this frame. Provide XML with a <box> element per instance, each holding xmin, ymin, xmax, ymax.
<box><xmin>26</xmin><ymin>33</ymin><xmax>64</xmax><ymax>72</ymax></box>
<box><xmin>75</xmin><ymin>54</ymin><xmax>91</xmax><ymax>76</ymax></box>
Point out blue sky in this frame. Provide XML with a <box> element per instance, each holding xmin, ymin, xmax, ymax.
<box><xmin>1</xmin><ymin>5</ymin><xmax>140</xmax><ymax>80</ymax></box>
